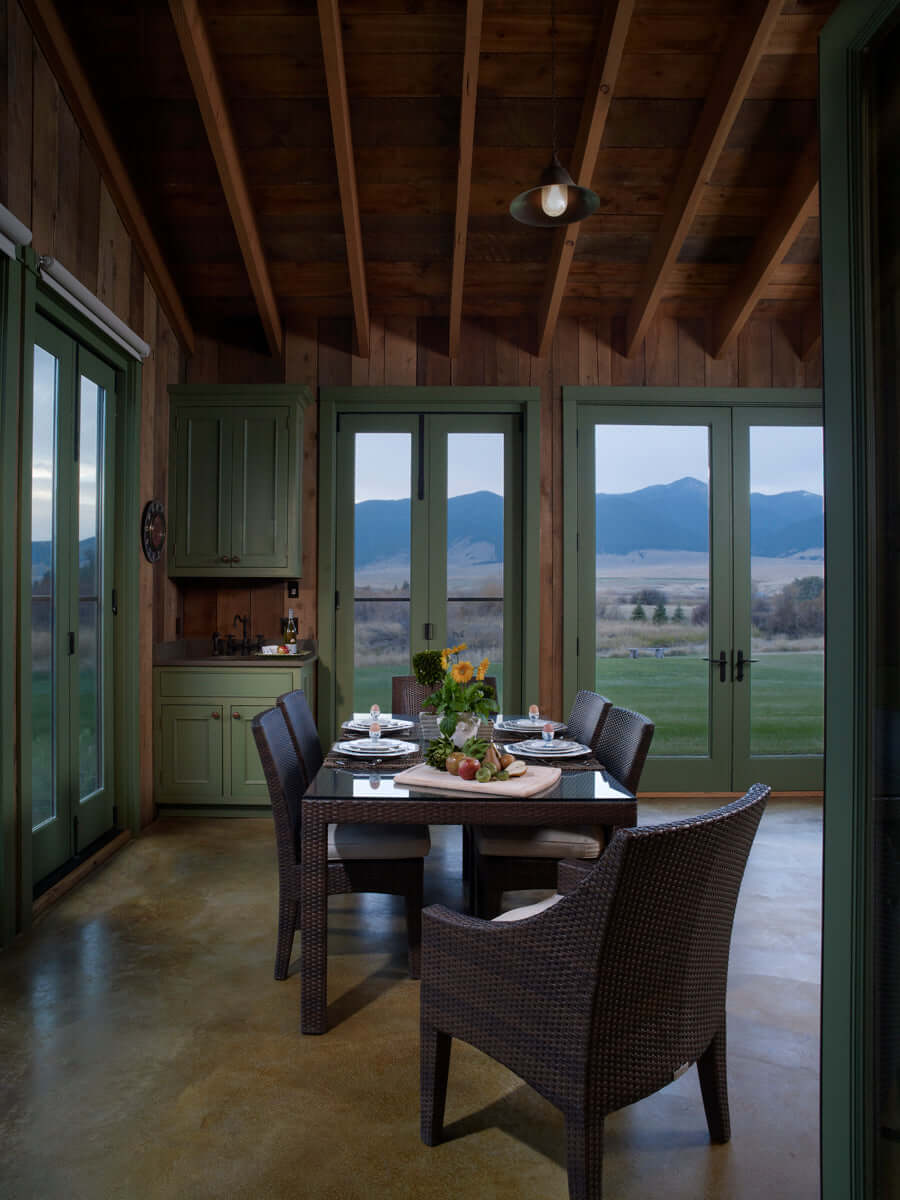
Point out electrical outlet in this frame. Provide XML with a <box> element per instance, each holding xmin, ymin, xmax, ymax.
<box><xmin>287</xmin><ymin>580</ymin><xmax>299</xmax><ymax>598</ymax></box>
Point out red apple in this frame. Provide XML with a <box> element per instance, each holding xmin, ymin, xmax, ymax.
<box><xmin>457</xmin><ymin>756</ymin><xmax>479</xmax><ymax>781</ymax></box>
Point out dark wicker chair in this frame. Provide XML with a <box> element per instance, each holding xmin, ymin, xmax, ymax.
<box><xmin>565</xmin><ymin>689</ymin><xmax>613</xmax><ymax>751</ymax></box>
<box><xmin>472</xmin><ymin>701</ymin><xmax>652</xmax><ymax>918</ymax></box>
<box><xmin>277</xmin><ymin>689</ymin><xmax>323</xmax><ymax>788</ymax></box>
<box><xmin>421</xmin><ymin>784</ymin><xmax>770</xmax><ymax>1200</ymax></box>
<box><xmin>252</xmin><ymin>706</ymin><xmax>430</xmax><ymax>981</ymax></box>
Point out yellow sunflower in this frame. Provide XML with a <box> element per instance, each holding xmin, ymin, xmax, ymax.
<box><xmin>451</xmin><ymin>661</ymin><xmax>474</xmax><ymax>684</ymax></box>
<box><xmin>476</xmin><ymin>657</ymin><xmax>490</xmax><ymax>681</ymax></box>
<box><xmin>440</xmin><ymin>650</ymin><xmax>449</xmax><ymax>670</ymax></box>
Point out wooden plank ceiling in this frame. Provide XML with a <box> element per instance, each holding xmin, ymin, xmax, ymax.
<box><xmin>52</xmin><ymin>0</ymin><xmax>834</xmax><ymax>359</ymax></box>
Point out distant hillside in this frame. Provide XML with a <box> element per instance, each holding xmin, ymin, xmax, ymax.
<box><xmin>353</xmin><ymin>480</ymin><xmax>823</xmax><ymax>565</ymax></box>
<box><xmin>32</xmin><ymin>536</ymin><xmax>96</xmax><ymax>584</ymax></box>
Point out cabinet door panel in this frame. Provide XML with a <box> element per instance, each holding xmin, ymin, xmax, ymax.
<box><xmin>228</xmin><ymin>703</ymin><xmax>272</xmax><ymax>802</ymax></box>
<box><xmin>232</xmin><ymin>407</ymin><xmax>290</xmax><ymax>569</ymax></box>
<box><xmin>172</xmin><ymin>409</ymin><xmax>230</xmax><ymax>568</ymax></box>
<box><xmin>159</xmin><ymin>704</ymin><xmax>224</xmax><ymax>800</ymax></box>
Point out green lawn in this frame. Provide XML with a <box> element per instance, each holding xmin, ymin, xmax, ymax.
<box><xmin>596</xmin><ymin>652</ymin><xmax>824</xmax><ymax>756</ymax></box>
<box><xmin>351</xmin><ymin>652</ymin><xmax>823</xmax><ymax>758</ymax></box>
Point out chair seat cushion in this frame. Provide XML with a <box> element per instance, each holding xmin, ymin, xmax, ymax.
<box><xmin>474</xmin><ymin>825</ymin><xmax>606</xmax><ymax>858</ymax></box>
<box><xmin>328</xmin><ymin>823</ymin><xmax>430</xmax><ymax>860</ymax></box>
<box><xmin>492</xmin><ymin>893</ymin><xmax>563</xmax><ymax>922</ymax></box>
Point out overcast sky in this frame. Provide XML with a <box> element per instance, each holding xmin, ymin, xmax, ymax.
<box><xmin>353</xmin><ymin>424</ymin><xmax>823</xmax><ymax>503</ymax></box>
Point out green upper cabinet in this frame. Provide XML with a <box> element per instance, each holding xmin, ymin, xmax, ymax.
<box><xmin>168</xmin><ymin>385</ymin><xmax>311</xmax><ymax>578</ymax></box>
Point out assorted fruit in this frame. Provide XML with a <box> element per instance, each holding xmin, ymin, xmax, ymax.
<box><xmin>424</xmin><ymin>735</ymin><xmax>527</xmax><ymax>783</ymax></box>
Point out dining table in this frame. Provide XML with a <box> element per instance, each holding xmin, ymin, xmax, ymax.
<box><xmin>298</xmin><ymin>718</ymin><xmax>637</xmax><ymax>1034</ymax></box>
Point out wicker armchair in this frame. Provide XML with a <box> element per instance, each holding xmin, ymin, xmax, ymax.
<box><xmin>391</xmin><ymin>675</ymin><xmax>439</xmax><ymax>717</ymax></box>
<box><xmin>472</xmin><ymin>701</ymin><xmax>652</xmax><ymax>918</ymax></box>
<box><xmin>421</xmin><ymin>785</ymin><xmax>770</xmax><ymax>1200</ymax></box>
<box><xmin>277</xmin><ymin>689</ymin><xmax>323</xmax><ymax>788</ymax></box>
<box><xmin>252</xmin><ymin>706</ymin><xmax>430</xmax><ymax>981</ymax></box>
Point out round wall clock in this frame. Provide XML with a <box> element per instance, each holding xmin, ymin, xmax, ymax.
<box><xmin>141</xmin><ymin>500</ymin><xmax>167</xmax><ymax>563</ymax></box>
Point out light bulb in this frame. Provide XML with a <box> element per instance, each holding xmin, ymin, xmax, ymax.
<box><xmin>540</xmin><ymin>182</ymin><xmax>568</xmax><ymax>218</ymax></box>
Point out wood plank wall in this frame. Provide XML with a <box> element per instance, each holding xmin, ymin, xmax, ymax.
<box><xmin>185</xmin><ymin>312</ymin><xmax>822</xmax><ymax>724</ymax></box>
<box><xmin>2</xmin><ymin>0</ymin><xmax>186</xmax><ymax>829</ymax></box>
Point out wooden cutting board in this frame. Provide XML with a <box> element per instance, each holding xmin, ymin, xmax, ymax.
<box><xmin>392</xmin><ymin>762</ymin><xmax>562</xmax><ymax>798</ymax></box>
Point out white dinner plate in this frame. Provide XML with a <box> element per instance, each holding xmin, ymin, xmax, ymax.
<box><xmin>513</xmin><ymin>739</ymin><xmax>591</xmax><ymax>758</ymax></box>
<box><xmin>342</xmin><ymin>717</ymin><xmax>415</xmax><ymax>733</ymax></box>
<box><xmin>498</xmin><ymin>718</ymin><xmax>567</xmax><ymax>732</ymax></box>
<box><xmin>334</xmin><ymin>739</ymin><xmax>418</xmax><ymax>757</ymax></box>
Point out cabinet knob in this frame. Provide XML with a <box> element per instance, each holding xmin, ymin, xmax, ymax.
<box><xmin>221</xmin><ymin>555</ymin><xmax>230</xmax><ymax>563</ymax></box>
<box><xmin>232</xmin><ymin>711</ymin><xmax>241</xmax><ymax>720</ymax></box>
<box><xmin>211</xmin><ymin>711</ymin><xmax>220</xmax><ymax>720</ymax></box>
<box><xmin>231</xmin><ymin>555</ymin><xmax>241</xmax><ymax>563</ymax></box>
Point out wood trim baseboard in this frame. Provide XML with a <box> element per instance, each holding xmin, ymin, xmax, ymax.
<box><xmin>32</xmin><ymin>830</ymin><xmax>131</xmax><ymax>921</ymax></box>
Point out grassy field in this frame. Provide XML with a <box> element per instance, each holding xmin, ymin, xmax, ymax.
<box><xmin>349</xmin><ymin>652</ymin><xmax>823</xmax><ymax>758</ymax></box>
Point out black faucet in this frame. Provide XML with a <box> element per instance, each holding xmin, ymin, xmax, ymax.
<box><xmin>233</xmin><ymin>613</ymin><xmax>249</xmax><ymax>655</ymax></box>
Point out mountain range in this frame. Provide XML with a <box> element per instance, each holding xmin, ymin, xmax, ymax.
<box><xmin>353</xmin><ymin>478</ymin><xmax>823</xmax><ymax>566</ymax></box>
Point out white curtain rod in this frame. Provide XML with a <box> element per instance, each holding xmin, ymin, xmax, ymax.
<box><xmin>0</xmin><ymin>203</ymin><xmax>32</xmax><ymax>261</ymax></box>
<box><xmin>39</xmin><ymin>256</ymin><xmax>151</xmax><ymax>361</ymax></box>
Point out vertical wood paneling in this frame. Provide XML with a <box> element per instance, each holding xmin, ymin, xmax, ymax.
<box><xmin>139</xmin><ymin>278</ymin><xmax>158</xmax><ymax>828</ymax></box>
<box><xmin>97</xmin><ymin>181</ymin><xmax>130</xmax><ymax>321</ymax></box>
<box><xmin>368</xmin><ymin>316</ymin><xmax>386</xmax><ymax>385</ymax></box>
<box><xmin>385</xmin><ymin>315</ymin><xmax>416</xmax><ymax>385</ymax></box>
<box><xmin>611</xmin><ymin>316</ymin><xmax>645</xmax><ymax>385</ymax></box>
<box><xmin>738</xmin><ymin>319</ymin><xmax>773</xmax><ymax>387</ymax></box>
<box><xmin>772</xmin><ymin>320</ymin><xmax>805</xmax><ymax>387</ymax></box>
<box><xmin>644</xmin><ymin>314</ymin><xmax>679</xmax><ymax>385</ymax></box>
<box><xmin>0</xmin><ymin>0</ymin><xmax>8</xmax><ymax>206</ymax></box>
<box><xmin>707</xmin><ymin>339</ymin><xmax>738</xmax><ymax>386</ymax></box>
<box><xmin>285</xmin><ymin>318</ymin><xmax>319</xmax><ymax>640</ymax></box>
<box><xmin>31</xmin><ymin>46</ymin><xmax>59</xmax><ymax>256</ymax></box>
<box><xmin>218</xmin><ymin>339</ymin><xmax>283</xmax><ymax>385</ymax></box>
<box><xmin>55</xmin><ymin>98</ymin><xmax>80</xmax><ymax>268</ymax></box>
<box><xmin>186</xmin><ymin>335</ymin><xmax>219</xmax><ymax>385</ymax></box>
<box><xmin>677</xmin><ymin>317</ymin><xmax>707</xmax><ymax>387</ymax></box>
<box><xmin>416</xmin><ymin>316</ymin><xmax>451</xmax><ymax>385</ymax></box>
<box><xmin>76</xmin><ymin>135</ymin><xmax>100</xmax><ymax>294</ymax></box>
<box><xmin>7</xmin><ymin>1</ymin><xmax>33</xmax><ymax>226</ymax></box>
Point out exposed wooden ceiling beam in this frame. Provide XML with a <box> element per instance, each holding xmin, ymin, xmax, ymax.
<box><xmin>624</xmin><ymin>0</ymin><xmax>783</xmax><ymax>359</ymax></box>
<box><xmin>169</xmin><ymin>0</ymin><xmax>283</xmax><ymax>359</ymax></box>
<box><xmin>785</xmin><ymin>305</ymin><xmax>822</xmax><ymax>363</ymax></box>
<box><xmin>712</xmin><ymin>138</ymin><xmax>819</xmax><ymax>358</ymax></box>
<box><xmin>448</xmin><ymin>0</ymin><xmax>484</xmax><ymax>360</ymax></box>
<box><xmin>20</xmin><ymin>0</ymin><xmax>195</xmax><ymax>353</ymax></box>
<box><xmin>535</xmin><ymin>0</ymin><xmax>635</xmax><ymax>361</ymax></box>
<box><xmin>317</xmin><ymin>0</ymin><xmax>370</xmax><ymax>358</ymax></box>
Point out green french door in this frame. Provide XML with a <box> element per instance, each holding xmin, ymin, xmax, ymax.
<box><xmin>29</xmin><ymin>315</ymin><xmax>117</xmax><ymax>884</ymax></box>
<box><xmin>574</xmin><ymin>398</ymin><xmax>823</xmax><ymax>791</ymax></box>
<box><xmin>334</xmin><ymin>412</ymin><xmax>522</xmax><ymax>721</ymax></box>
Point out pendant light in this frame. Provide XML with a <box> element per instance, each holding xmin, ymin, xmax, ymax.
<box><xmin>509</xmin><ymin>0</ymin><xmax>600</xmax><ymax>227</ymax></box>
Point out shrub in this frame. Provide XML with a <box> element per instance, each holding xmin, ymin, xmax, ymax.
<box><xmin>412</xmin><ymin>649</ymin><xmax>444</xmax><ymax>686</ymax></box>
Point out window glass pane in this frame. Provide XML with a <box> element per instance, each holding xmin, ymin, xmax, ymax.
<box><xmin>446</xmin><ymin>434</ymin><xmax>504</xmax><ymax>706</ymax></box>
<box><xmin>748</xmin><ymin>426</ymin><xmax>824</xmax><ymax>756</ymax></box>
<box><xmin>353</xmin><ymin>433</ymin><xmax>411</xmax><ymax>711</ymax></box>
<box><xmin>593</xmin><ymin>424</ymin><xmax>711</xmax><ymax>755</ymax></box>
<box><xmin>78</xmin><ymin>376</ymin><xmax>103</xmax><ymax>800</ymax></box>
<box><xmin>31</xmin><ymin>346</ymin><xmax>58</xmax><ymax>830</ymax></box>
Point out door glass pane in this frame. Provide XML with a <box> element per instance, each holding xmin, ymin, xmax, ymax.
<box><xmin>31</xmin><ymin>346</ymin><xmax>58</xmax><ymax>830</ymax></box>
<box><xmin>446</xmin><ymin>433</ymin><xmax>504</xmax><ymax>706</ymax></box>
<box><xmin>593</xmin><ymin>424</ymin><xmax>711</xmax><ymax>755</ymax></box>
<box><xmin>78</xmin><ymin>376</ymin><xmax>104</xmax><ymax>800</ymax></box>
<box><xmin>353</xmin><ymin>433</ymin><xmax>411</xmax><ymax>711</ymax></box>
<box><xmin>748</xmin><ymin>426</ymin><xmax>824</xmax><ymax>756</ymax></box>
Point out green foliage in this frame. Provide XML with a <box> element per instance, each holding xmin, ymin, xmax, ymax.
<box><xmin>412</xmin><ymin>649</ymin><xmax>444</xmax><ymax>687</ymax></box>
<box><xmin>631</xmin><ymin>603</ymin><xmax>647</xmax><ymax>621</ymax></box>
<box><xmin>462</xmin><ymin>737</ymin><xmax>489</xmax><ymax>760</ymax></box>
<box><xmin>425</xmin><ymin>644</ymin><xmax>499</xmax><ymax>729</ymax></box>
<box><xmin>752</xmin><ymin>576</ymin><xmax>825</xmax><ymax>638</ymax></box>
<box><xmin>652</xmin><ymin>603</ymin><xmax>668</xmax><ymax>624</ymax></box>
<box><xmin>631</xmin><ymin>588</ymin><xmax>667</xmax><ymax>607</ymax></box>
<box><xmin>672</xmin><ymin>605</ymin><xmax>686</xmax><ymax>623</ymax></box>
<box><xmin>425</xmin><ymin>737</ymin><xmax>454</xmax><ymax>771</ymax></box>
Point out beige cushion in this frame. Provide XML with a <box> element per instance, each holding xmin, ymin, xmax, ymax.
<box><xmin>474</xmin><ymin>825</ymin><xmax>606</xmax><ymax>858</ymax></box>
<box><xmin>492</xmin><ymin>894</ymin><xmax>563</xmax><ymax>922</ymax></box>
<box><xmin>328</xmin><ymin>823</ymin><xmax>430</xmax><ymax>861</ymax></box>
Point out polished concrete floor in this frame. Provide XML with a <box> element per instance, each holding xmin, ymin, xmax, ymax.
<box><xmin>0</xmin><ymin>799</ymin><xmax>821</xmax><ymax>1199</ymax></box>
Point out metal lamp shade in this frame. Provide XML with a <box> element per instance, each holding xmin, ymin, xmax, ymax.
<box><xmin>509</xmin><ymin>155</ymin><xmax>601</xmax><ymax>228</ymax></box>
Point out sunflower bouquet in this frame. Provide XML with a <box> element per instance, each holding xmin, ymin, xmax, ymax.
<box><xmin>424</xmin><ymin>643</ymin><xmax>499</xmax><ymax>740</ymax></box>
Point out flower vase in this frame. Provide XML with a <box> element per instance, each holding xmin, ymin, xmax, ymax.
<box><xmin>451</xmin><ymin>712</ymin><xmax>480</xmax><ymax>748</ymax></box>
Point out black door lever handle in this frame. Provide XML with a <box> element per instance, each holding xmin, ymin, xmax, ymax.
<box><xmin>702</xmin><ymin>650</ymin><xmax>727</xmax><ymax>683</ymax></box>
<box><xmin>735</xmin><ymin>649</ymin><xmax>758</xmax><ymax>682</ymax></box>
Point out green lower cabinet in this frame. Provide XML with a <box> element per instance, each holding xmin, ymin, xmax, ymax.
<box><xmin>158</xmin><ymin>704</ymin><xmax>224</xmax><ymax>800</ymax></box>
<box><xmin>154</xmin><ymin>664</ymin><xmax>317</xmax><ymax>810</ymax></box>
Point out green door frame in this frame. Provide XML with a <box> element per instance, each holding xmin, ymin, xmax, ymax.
<box><xmin>9</xmin><ymin>248</ymin><xmax>142</xmax><ymax>935</ymax></box>
<box><xmin>0</xmin><ymin>252</ymin><xmax>23</xmax><ymax>948</ymax></box>
<box><xmin>563</xmin><ymin>387</ymin><xmax>822</xmax><ymax>789</ymax></box>
<box><xmin>318</xmin><ymin>387</ymin><xmax>541</xmax><ymax>748</ymax></box>
<box><xmin>819</xmin><ymin>1</ymin><xmax>900</xmax><ymax>1194</ymax></box>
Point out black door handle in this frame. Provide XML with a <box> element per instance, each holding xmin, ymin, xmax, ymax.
<box><xmin>703</xmin><ymin>650</ymin><xmax>727</xmax><ymax>683</ymax></box>
<box><xmin>735</xmin><ymin>649</ymin><xmax>758</xmax><ymax>682</ymax></box>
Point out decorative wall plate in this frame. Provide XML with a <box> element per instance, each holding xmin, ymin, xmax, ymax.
<box><xmin>141</xmin><ymin>499</ymin><xmax>167</xmax><ymax>563</ymax></box>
